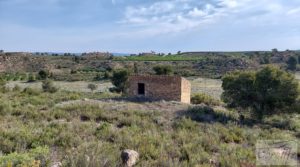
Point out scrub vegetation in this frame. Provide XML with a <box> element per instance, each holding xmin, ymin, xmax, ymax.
<box><xmin>0</xmin><ymin>51</ymin><xmax>299</xmax><ymax>166</ymax></box>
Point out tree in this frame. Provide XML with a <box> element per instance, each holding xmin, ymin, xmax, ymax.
<box><xmin>287</xmin><ymin>56</ymin><xmax>297</xmax><ymax>71</ymax></box>
<box><xmin>42</xmin><ymin>80</ymin><xmax>58</xmax><ymax>93</ymax></box>
<box><xmin>272</xmin><ymin>48</ymin><xmax>278</xmax><ymax>53</ymax></box>
<box><xmin>259</xmin><ymin>54</ymin><xmax>270</xmax><ymax>64</ymax></box>
<box><xmin>110</xmin><ymin>69</ymin><xmax>130</xmax><ymax>93</ymax></box>
<box><xmin>88</xmin><ymin>83</ymin><xmax>97</xmax><ymax>92</ymax></box>
<box><xmin>38</xmin><ymin>70</ymin><xmax>49</xmax><ymax>80</ymax></box>
<box><xmin>133</xmin><ymin>63</ymin><xmax>139</xmax><ymax>74</ymax></box>
<box><xmin>153</xmin><ymin>65</ymin><xmax>173</xmax><ymax>75</ymax></box>
<box><xmin>104</xmin><ymin>71</ymin><xmax>112</xmax><ymax>79</ymax></box>
<box><xmin>74</xmin><ymin>56</ymin><xmax>80</xmax><ymax>63</ymax></box>
<box><xmin>222</xmin><ymin>66</ymin><xmax>299</xmax><ymax>119</ymax></box>
<box><xmin>27</xmin><ymin>73</ymin><xmax>36</xmax><ymax>82</ymax></box>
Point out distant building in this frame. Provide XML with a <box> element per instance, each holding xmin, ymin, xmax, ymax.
<box><xmin>127</xmin><ymin>75</ymin><xmax>191</xmax><ymax>104</ymax></box>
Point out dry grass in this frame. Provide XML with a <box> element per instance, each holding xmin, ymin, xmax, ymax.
<box><xmin>188</xmin><ymin>77</ymin><xmax>223</xmax><ymax>99</ymax></box>
<box><xmin>295</xmin><ymin>72</ymin><xmax>300</xmax><ymax>80</ymax></box>
<box><xmin>6</xmin><ymin>77</ymin><xmax>224</xmax><ymax>99</ymax></box>
<box><xmin>6</xmin><ymin>81</ymin><xmax>113</xmax><ymax>93</ymax></box>
<box><xmin>56</xmin><ymin>99</ymin><xmax>189</xmax><ymax>112</ymax></box>
<box><xmin>1</xmin><ymin>81</ymin><xmax>299</xmax><ymax>166</ymax></box>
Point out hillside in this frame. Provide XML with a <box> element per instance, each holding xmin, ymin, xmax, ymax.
<box><xmin>1</xmin><ymin>50</ymin><xmax>299</xmax><ymax>80</ymax></box>
<box><xmin>0</xmin><ymin>87</ymin><xmax>299</xmax><ymax>166</ymax></box>
<box><xmin>0</xmin><ymin>55</ymin><xmax>299</xmax><ymax>166</ymax></box>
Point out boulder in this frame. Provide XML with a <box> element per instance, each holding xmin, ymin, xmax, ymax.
<box><xmin>121</xmin><ymin>149</ymin><xmax>139</xmax><ymax>167</ymax></box>
<box><xmin>51</xmin><ymin>162</ymin><xmax>62</xmax><ymax>167</ymax></box>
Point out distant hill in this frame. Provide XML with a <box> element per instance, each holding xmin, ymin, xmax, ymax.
<box><xmin>0</xmin><ymin>50</ymin><xmax>299</xmax><ymax>79</ymax></box>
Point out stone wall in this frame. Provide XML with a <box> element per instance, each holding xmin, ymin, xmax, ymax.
<box><xmin>127</xmin><ymin>75</ymin><xmax>191</xmax><ymax>103</ymax></box>
<box><xmin>181</xmin><ymin>78</ymin><xmax>191</xmax><ymax>104</ymax></box>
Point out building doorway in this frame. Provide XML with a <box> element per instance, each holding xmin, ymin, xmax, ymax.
<box><xmin>138</xmin><ymin>83</ymin><xmax>145</xmax><ymax>95</ymax></box>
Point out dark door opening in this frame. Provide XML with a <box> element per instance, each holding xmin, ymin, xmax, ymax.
<box><xmin>138</xmin><ymin>83</ymin><xmax>145</xmax><ymax>95</ymax></box>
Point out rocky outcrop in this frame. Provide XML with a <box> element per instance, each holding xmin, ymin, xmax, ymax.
<box><xmin>121</xmin><ymin>149</ymin><xmax>139</xmax><ymax>167</ymax></box>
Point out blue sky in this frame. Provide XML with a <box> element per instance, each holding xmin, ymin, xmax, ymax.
<box><xmin>0</xmin><ymin>0</ymin><xmax>300</xmax><ymax>53</ymax></box>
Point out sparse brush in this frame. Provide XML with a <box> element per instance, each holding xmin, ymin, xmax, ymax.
<box><xmin>0</xmin><ymin>80</ymin><xmax>298</xmax><ymax>166</ymax></box>
<box><xmin>191</xmin><ymin>93</ymin><xmax>221</xmax><ymax>106</ymax></box>
<box><xmin>12</xmin><ymin>85</ymin><xmax>21</xmax><ymax>92</ymax></box>
<box><xmin>42</xmin><ymin>80</ymin><xmax>58</xmax><ymax>93</ymax></box>
<box><xmin>23</xmin><ymin>87</ymin><xmax>41</xmax><ymax>95</ymax></box>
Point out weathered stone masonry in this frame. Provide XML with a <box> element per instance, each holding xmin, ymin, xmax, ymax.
<box><xmin>127</xmin><ymin>75</ymin><xmax>191</xmax><ymax>104</ymax></box>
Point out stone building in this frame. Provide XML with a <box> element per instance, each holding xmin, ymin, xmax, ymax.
<box><xmin>127</xmin><ymin>75</ymin><xmax>191</xmax><ymax>104</ymax></box>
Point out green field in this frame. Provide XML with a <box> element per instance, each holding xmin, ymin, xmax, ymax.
<box><xmin>113</xmin><ymin>54</ymin><xmax>208</xmax><ymax>61</ymax></box>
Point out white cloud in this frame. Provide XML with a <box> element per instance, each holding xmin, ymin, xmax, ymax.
<box><xmin>121</xmin><ymin>0</ymin><xmax>223</xmax><ymax>35</ymax></box>
<box><xmin>119</xmin><ymin>0</ymin><xmax>300</xmax><ymax>36</ymax></box>
<box><xmin>287</xmin><ymin>7</ymin><xmax>300</xmax><ymax>15</ymax></box>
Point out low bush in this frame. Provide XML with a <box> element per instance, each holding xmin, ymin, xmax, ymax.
<box><xmin>12</xmin><ymin>85</ymin><xmax>21</xmax><ymax>92</ymax></box>
<box><xmin>263</xmin><ymin>114</ymin><xmax>300</xmax><ymax>132</ymax></box>
<box><xmin>42</xmin><ymin>80</ymin><xmax>58</xmax><ymax>93</ymax></box>
<box><xmin>87</xmin><ymin>83</ymin><xmax>97</xmax><ymax>92</ymax></box>
<box><xmin>191</xmin><ymin>93</ymin><xmax>221</xmax><ymax>106</ymax></box>
<box><xmin>187</xmin><ymin>105</ymin><xmax>238</xmax><ymax>123</ymax></box>
<box><xmin>38</xmin><ymin>70</ymin><xmax>49</xmax><ymax>80</ymax></box>
<box><xmin>0</xmin><ymin>79</ymin><xmax>8</xmax><ymax>93</ymax></box>
<box><xmin>0</xmin><ymin>102</ymin><xmax>12</xmax><ymax>116</ymax></box>
<box><xmin>0</xmin><ymin>146</ymin><xmax>50</xmax><ymax>167</ymax></box>
<box><xmin>23</xmin><ymin>87</ymin><xmax>41</xmax><ymax>95</ymax></box>
<box><xmin>27</xmin><ymin>73</ymin><xmax>37</xmax><ymax>82</ymax></box>
<box><xmin>153</xmin><ymin>65</ymin><xmax>173</xmax><ymax>75</ymax></box>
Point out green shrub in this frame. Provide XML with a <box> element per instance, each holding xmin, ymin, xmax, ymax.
<box><xmin>0</xmin><ymin>102</ymin><xmax>12</xmax><ymax>116</ymax></box>
<box><xmin>27</xmin><ymin>73</ymin><xmax>36</xmax><ymax>82</ymax></box>
<box><xmin>104</xmin><ymin>71</ymin><xmax>112</xmax><ymax>79</ymax></box>
<box><xmin>0</xmin><ymin>146</ymin><xmax>50</xmax><ymax>167</ymax></box>
<box><xmin>42</xmin><ymin>80</ymin><xmax>58</xmax><ymax>93</ymax></box>
<box><xmin>87</xmin><ymin>83</ymin><xmax>97</xmax><ymax>92</ymax></box>
<box><xmin>38</xmin><ymin>70</ymin><xmax>49</xmax><ymax>80</ymax></box>
<box><xmin>0</xmin><ymin>79</ymin><xmax>6</xmax><ymax>87</ymax></box>
<box><xmin>62</xmin><ymin>142</ymin><xmax>120</xmax><ymax>167</ymax></box>
<box><xmin>287</xmin><ymin>56</ymin><xmax>297</xmax><ymax>71</ymax></box>
<box><xmin>12</xmin><ymin>85</ymin><xmax>21</xmax><ymax>92</ymax></box>
<box><xmin>263</xmin><ymin>114</ymin><xmax>300</xmax><ymax>132</ymax></box>
<box><xmin>187</xmin><ymin>106</ymin><xmax>238</xmax><ymax>123</ymax></box>
<box><xmin>153</xmin><ymin>65</ymin><xmax>173</xmax><ymax>75</ymax></box>
<box><xmin>0</xmin><ymin>79</ymin><xmax>8</xmax><ymax>93</ymax></box>
<box><xmin>222</xmin><ymin>66</ymin><xmax>299</xmax><ymax>119</ymax></box>
<box><xmin>188</xmin><ymin>105</ymin><xmax>214</xmax><ymax>115</ymax></box>
<box><xmin>23</xmin><ymin>87</ymin><xmax>41</xmax><ymax>95</ymax></box>
<box><xmin>191</xmin><ymin>93</ymin><xmax>220</xmax><ymax>106</ymax></box>
<box><xmin>110</xmin><ymin>69</ymin><xmax>130</xmax><ymax>93</ymax></box>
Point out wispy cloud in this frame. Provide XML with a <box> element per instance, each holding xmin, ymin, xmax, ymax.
<box><xmin>120</xmin><ymin>0</ymin><xmax>300</xmax><ymax>36</ymax></box>
<box><xmin>1</xmin><ymin>0</ymin><xmax>300</xmax><ymax>52</ymax></box>
<box><xmin>121</xmin><ymin>0</ymin><xmax>221</xmax><ymax>35</ymax></box>
<box><xmin>287</xmin><ymin>7</ymin><xmax>300</xmax><ymax>15</ymax></box>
